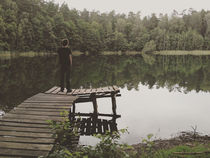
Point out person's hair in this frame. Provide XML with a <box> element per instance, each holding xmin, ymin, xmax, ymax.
<box><xmin>61</xmin><ymin>39</ymin><xmax>69</xmax><ymax>47</ymax></box>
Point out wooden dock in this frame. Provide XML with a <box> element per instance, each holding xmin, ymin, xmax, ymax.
<box><xmin>46</xmin><ymin>86</ymin><xmax>121</xmax><ymax>114</ymax></box>
<box><xmin>0</xmin><ymin>86</ymin><xmax>120</xmax><ymax>157</ymax></box>
<box><xmin>0</xmin><ymin>93</ymin><xmax>77</xmax><ymax>158</ymax></box>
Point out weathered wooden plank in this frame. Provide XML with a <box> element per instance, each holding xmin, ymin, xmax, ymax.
<box><xmin>0</xmin><ymin>131</ymin><xmax>53</xmax><ymax>138</ymax></box>
<box><xmin>0</xmin><ymin>136</ymin><xmax>54</xmax><ymax>144</ymax></box>
<box><xmin>0</xmin><ymin>148</ymin><xmax>48</xmax><ymax>157</ymax></box>
<box><xmin>18</xmin><ymin>104</ymin><xmax>70</xmax><ymax>109</ymax></box>
<box><xmin>51</xmin><ymin>87</ymin><xmax>61</xmax><ymax>94</ymax></box>
<box><xmin>26</xmin><ymin>95</ymin><xmax>76</xmax><ymax>101</ymax></box>
<box><xmin>58</xmin><ymin>88</ymin><xmax>67</xmax><ymax>94</ymax></box>
<box><xmin>79</xmin><ymin>88</ymin><xmax>86</xmax><ymax>94</ymax></box>
<box><xmin>0</xmin><ymin>156</ymin><xmax>22</xmax><ymax>158</ymax></box>
<box><xmin>32</xmin><ymin>93</ymin><xmax>74</xmax><ymax>98</ymax></box>
<box><xmin>15</xmin><ymin>107</ymin><xmax>69</xmax><ymax>112</ymax></box>
<box><xmin>91</xmin><ymin>88</ymin><xmax>97</xmax><ymax>93</ymax></box>
<box><xmin>66</xmin><ymin>89</ymin><xmax>76</xmax><ymax>95</ymax></box>
<box><xmin>0</xmin><ymin>142</ymin><xmax>53</xmax><ymax>151</ymax></box>
<box><xmin>0</xmin><ymin>121</ymin><xmax>50</xmax><ymax>128</ymax></box>
<box><xmin>23</xmin><ymin>101</ymin><xmax>73</xmax><ymax>104</ymax></box>
<box><xmin>0</xmin><ymin>118</ymin><xmax>50</xmax><ymax>124</ymax></box>
<box><xmin>84</xmin><ymin>88</ymin><xmax>92</xmax><ymax>94</ymax></box>
<box><xmin>10</xmin><ymin>110</ymin><xmax>62</xmax><ymax>117</ymax></box>
<box><xmin>112</xmin><ymin>85</ymin><xmax>120</xmax><ymax>92</ymax></box>
<box><xmin>102</xmin><ymin>87</ymin><xmax>110</xmax><ymax>93</ymax></box>
<box><xmin>71</xmin><ymin>113</ymin><xmax>121</xmax><ymax>118</ymax></box>
<box><xmin>0</xmin><ymin>126</ymin><xmax>52</xmax><ymax>133</ymax></box>
<box><xmin>4</xmin><ymin>113</ymin><xmax>64</xmax><ymax>121</ymax></box>
<box><xmin>108</xmin><ymin>86</ymin><xmax>114</xmax><ymax>91</ymax></box>
<box><xmin>96</xmin><ymin>88</ymin><xmax>103</xmax><ymax>93</ymax></box>
<box><xmin>25</xmin><ymin>97</ymin><xmax>75</xmax><ymax>102</ymax></box>
<box><xmin>72</xmin><ymin>89</ymin><xmax>81</xmax><ymax>95</ymax></box>
<box><xmin>45</xmin><ymin>86</ymin><xmax>58</xmax><ymax>94</ymax></box>
<box><xmin>20</xmin><ymin>102</ymin><xmax>73</xmax><ymax>106</ymax></box>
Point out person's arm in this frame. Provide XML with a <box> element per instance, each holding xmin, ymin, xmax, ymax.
<box><xmin>69</xmin><ymin>54</ymin><xmax>72</xmax><ymax>67</ymax></box>
<box><xmin>69</xmin><ymin>48</ymin><xmax>72</xmax><ymax>67</ymax></box>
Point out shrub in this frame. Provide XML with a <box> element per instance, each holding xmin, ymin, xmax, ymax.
<box><xmin>142</xmin><ymin>40</ymin><xmax>156</xmax><ymax>54</ymax></box>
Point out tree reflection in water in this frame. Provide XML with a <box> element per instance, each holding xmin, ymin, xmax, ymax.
<box><xmin>1</xmin><ymin>54</ymin><xmax>210</xmax><ymax>112</ymax></box>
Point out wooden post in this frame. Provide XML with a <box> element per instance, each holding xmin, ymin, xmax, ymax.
<box><xmin>73</xmin><ymin>102</ymin><xmax>76</xmax><ymax>114</ymax></box>
<box><xmin>111</xmin><ymin>92</ymin><xmax>117</xmax><ymax>115</ymax></box>
<box><xmin>69</xmin><ymin>108</ymin><xmax>72</xmax><ymax>121</ymax></box>
<box><xmin>91</xmin><ymin>93</ymin><xmax>98</xmax><ymax>114</ymax></box>
<box><xmin>69</xmin><ymin>102</ymin><xmax>76</xmax><ymax>122</ymax></box>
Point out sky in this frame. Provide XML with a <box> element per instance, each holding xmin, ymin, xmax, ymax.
<box><xmin>52</xmin><ymin>0</ymin><xmax>210</xmax><ymax>16</ymax></box>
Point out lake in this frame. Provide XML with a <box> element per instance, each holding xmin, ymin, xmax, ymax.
<box><xmin>1</xmin><ymin>54</ymin><xmax>210</xmax><ymax>145</ymax></box>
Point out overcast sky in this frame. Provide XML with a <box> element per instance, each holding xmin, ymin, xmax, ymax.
<box><xmin>52</xmin><ymin>0</ymin><xmax>210</xmax><ymax>16</ymax></box>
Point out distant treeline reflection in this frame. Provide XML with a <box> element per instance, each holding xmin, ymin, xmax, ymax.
<box><xmin>1</xmin><ymin>55</ymin><xmax>210</xmax><ymax>111</ymax></box>
<box><xmin>73</xmin><ymin>55</ymin><xmax>210</xmax><ymax>93</ymax></box>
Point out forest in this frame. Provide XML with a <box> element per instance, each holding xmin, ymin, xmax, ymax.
<box><xmin>1</xmin><ymin>0</ymin><xmax>210</xmax><ymax>54</ymax></box>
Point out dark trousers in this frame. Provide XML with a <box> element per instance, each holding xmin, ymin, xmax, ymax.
<box><xmin>60</xmin><ymin>66</ymin><xmax>71</xmax><ymax>91</ymax></box>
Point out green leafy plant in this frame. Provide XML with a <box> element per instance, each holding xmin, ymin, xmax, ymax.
<box><xmin>80</xmin><ymin>129</ymin><xmax>136</xmax><ymax>158</ymax></box>
<box><xmin>140</xmin><ymin>134</ymin><xmax>156</xmax><ymax>157</ymax></box>
<box><xmin>47</xmin><ymin>114</ymin><xmax>137</xmax><ymax>158</ymax></box>
<box><xmin>142</xmin><ymin>40</ymin><xmax>156</xmax><ymax>54</ymax></box>
<box><xmin>47</xmin><ymin>111</ymin><xmax>79</xmax><ymax>149</ymax></box>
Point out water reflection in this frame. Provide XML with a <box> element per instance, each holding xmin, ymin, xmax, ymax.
<box><xmin>1</xmin><ymin>54</ymin><xmax>210</xmax><ymax>112</ymax></box>
<box><xmin>69</xmin><ymin>108</ymin><xmax>121</xmax><ymax>136</ymax></box>
<box><xmin>0</xmin><ymin>55</ymin><xmax>58</xmax><ymax>112</ymax></box>
<box><xmin>68</xmin><ymin>87</ymin><xmax>121</xmax><ymax>146</ymax></box>
<box><xmin>1</xmin><ymin>54</ymin><xmax>210</xmax><ymax>145</ymax></box>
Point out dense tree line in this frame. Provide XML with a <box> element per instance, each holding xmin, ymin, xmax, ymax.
<box><xmin>1</xmin><ymin>0</ymin><xmax>210</xmax><ymax>53</ymax></box>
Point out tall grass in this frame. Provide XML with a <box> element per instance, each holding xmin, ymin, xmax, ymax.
<box><xmin>154</xmin><ymin>50</ymin><xmax>210</xmax><ymax>56</ymax></box>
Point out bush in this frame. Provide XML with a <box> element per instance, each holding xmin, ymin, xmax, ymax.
<box><xmin>142</xmin><ymin>40</ymin><xmax>156</xmax><ymax>54</ymax></box>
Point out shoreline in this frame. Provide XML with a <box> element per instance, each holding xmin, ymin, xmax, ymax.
<box><xmin>1</xmin><ymin>50</ymin><xmax>210</xmax><ymax>58</ymax></box>
<box><xmin>131</xmin><ymin>131</ymin><xmax>210</xmax><ymax>157</ymax></box>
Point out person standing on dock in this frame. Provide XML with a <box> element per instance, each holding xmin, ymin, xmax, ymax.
<box><xmin>57</xmin><ymin>39</ymin><xmax>72</xmax><ymax>93</ymax></box>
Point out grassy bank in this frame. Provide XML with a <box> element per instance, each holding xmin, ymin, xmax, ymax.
<box><xmin>1</xmin><ymin>50</ymin><xmax>210</xmax><ymax>59</ymax></box>
<box><xmin>0</xmin><ymin>51</ymin><xmax>84</xmax><ymax>60</ymax></box>
<box><xmin>154</xmin><ymin>50</ymin><xmax>210</xmax><ymax>56</ymax></box>
<box><xmin>102</xmin><ymin>50</ymin><xmax>210</xmax><ymax>56</ymax></box>
<box><xmin>132</xmin><ymin>131</ymin><xmax>210</xmax><ymax>158</ymax></box>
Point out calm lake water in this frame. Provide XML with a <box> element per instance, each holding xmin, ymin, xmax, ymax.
<box><xmin>1</xmin><ymin>54</ymin><xmax>210</xmax><ymax>145</ymax></box>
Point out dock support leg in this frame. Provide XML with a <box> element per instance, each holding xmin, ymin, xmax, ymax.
<box><xmin>73</xmin><ymin>102</ymin><xmax>76</xmax><ymax>114</ymax></box>
<box><xmin>69</xmin><ymin>102</ymin><xmax>76</xmax><ymax>122</ymax></box>
<box><xmin>111</xmin><ymin>93</ymin><xmax>117</xmax><ymax>115</ymax></box>
<box><xmin>91</xmin><ymin>93</ymin><xmax>98</xmax><ymax>114</ymax></box>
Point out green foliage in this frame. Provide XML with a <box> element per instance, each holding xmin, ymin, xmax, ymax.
<box><xmin>142</xmin><ymin>40</ymin><xmax>156</xmax><ymax>53</ymax></box>
<box><xmin>79</xmin><ymin>129</ymin><xmax>136</xmax><ymax>158</ymax></box>
<box><xmin>146</xmin><ymin>143</ymin><xmax>210</xmax><ymax>158</ymax></box>
<box><xmin>141</xmin><ymin>134</ymin><xmax>156</xmax><ymax>157</ymax></box>
<box><xmin>138</xmin><ymin>134</ymin><xmax>210</xmax><ymax>158</ymax></box>
<box><xmin>47</xmin><ymin>113</ymin><xmax>136</xmax><ymax>158</ymax></box>
<box><xmin>0</xmin><ymin>1</ymin><xmax>210</xmax><ymax>53</ymax></box>
<box><xmin>47</xmin><ymin>111</ymin><xmax>78</xmax><ymax>148</ymax></box>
